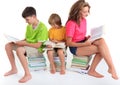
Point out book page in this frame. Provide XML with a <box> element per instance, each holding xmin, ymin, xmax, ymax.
<box><xmin>53</xmin><ymin>42</ymin><xmax>65</xmax><ymax>48</ymax></box>
<box><xmin>4</xmin><ymin>34</ymin><xmax>20</xmax><ymax>43</ymax></box>
<box><xmin>89</xmin><ymin>25</ymin><xmax>105</xmax><ymax>42</ymax></box>
<box><xmin>43</xmin><ymin>41</ymin><xmax>66</xmax><ymax>50</ymax></box>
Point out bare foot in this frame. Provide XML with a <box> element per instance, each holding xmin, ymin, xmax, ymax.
<box><xmin>50</xmin><ymin>69</ymin><xmax>56</xmax><ymax>74</ymax></box>
<box><xmin>60</xmin><ymin>66</ymin><xmax>65</xmax><ymax>75</ymax></box>
<box><xmin>18</xmin><ymin>75</ymin><xmax>32</xmax><ymax>83</ymax></box>
<box><xmin>50</xmin><ymin>65</ymin><xmax>56</xmax><ymax>74</ymax></box>
<box><xmin>4</xmin><ymin>70</ymin><xmax>17</xmax><ymax>76</ymax></box>
<box><xmin>60</xmin><ymin>70</ymin><xmax>65</xmax><ymax>75</ymax></box>
<box><xmin>108</xmin><ymin>69</ymin><xmax>118</xmax><ymax>80</ymax></box>
<box><xmin>88</xmin><ymin>70</ymin><xmax>104</xmax><ymax>78</ymax></box>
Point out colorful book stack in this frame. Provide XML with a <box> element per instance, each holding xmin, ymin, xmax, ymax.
<box><xmin>68</xmin><ymin>55</ymin><xmax>92</xmax><ymax>74</ymax></box>
<box><xmin>54</xmin><ymin>56</ymin><xmax>67</xmax><ymax>72</ymax></box>
<box><xmin>27</xmin><ymin>56</ymin><xmax>47</xmax><ymax>71</ymax></box>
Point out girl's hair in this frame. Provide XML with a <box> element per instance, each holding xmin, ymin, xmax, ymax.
<box><xmin>22</xmin><ymin>6</ymin><xmax>36</xmax><ymax>18</ymax></box>
<box><xmin>67</xmin><ymin>0</ymin><xmax>90</xmax><ymax>25</ymax></box>
<box><xmin>48</xmin><ymin>13</ymin><xmax>62</xmax><ymax>26</ymax></box>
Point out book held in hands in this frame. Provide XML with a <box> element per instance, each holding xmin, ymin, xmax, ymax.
<box><xmin>89</xmin><ymin>25</ymin><xmax>105</xmax><ymax>42</ymax></box>
<box><xmin>4</xmin><ymin>34</ymin><xmax>19</xmax><ymax>43</ymax></box>
<box><xmin>43</xmin><ymin>41</ymin><xmax>66</xmax><ymax>50</ymax></box>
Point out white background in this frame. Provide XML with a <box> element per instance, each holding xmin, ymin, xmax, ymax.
<box><xmin>0</xmin><ymin>0</ymin><xmax>120</xmax><ymax>85</ymax></box>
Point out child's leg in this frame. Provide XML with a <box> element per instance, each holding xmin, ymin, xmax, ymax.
<box><xmin>47</xmin><ymin>50</ymin><xmax>56</xmax><ymax>74</ymax></box>
<box><xmin>4</xmin><ymin>42</ymin><xmax>18</xmax><ymax>76</ymax></box>
<box><xmin>57</xmin><ymin>49</ymin><xmax>65</xmax><ymax>75</ymax></box>
<box><xmin>16</xmin><ymin>47</ymin><xmax>31</xmax><ymax>83</ymax></box>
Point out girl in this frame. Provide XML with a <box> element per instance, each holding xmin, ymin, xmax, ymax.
<box><xmin>65</xmin><ymin>0</ymin><xmax>118</xmax><ymax>79</ymax></box>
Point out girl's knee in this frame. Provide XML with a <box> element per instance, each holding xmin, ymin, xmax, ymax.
<box><xmin>93</xmin><ymin>38</ymin><xmax>105</xmax><ymax>45</ymax></box>
<box><xmin>99</xmin><ymin>38</ymin><xmax>105</xmax><ymax>42</ymax></box>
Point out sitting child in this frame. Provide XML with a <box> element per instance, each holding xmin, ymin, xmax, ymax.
<box><xmin>47</xmin><ymin>13</ymin><xmax>66</xmax><ymax>74</ymax></box>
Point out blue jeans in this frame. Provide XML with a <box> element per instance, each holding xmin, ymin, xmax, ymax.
<box><xmin>69</xmin><ymin>39</ymin><xmax>86</xmax><ymax>55</ymax></box>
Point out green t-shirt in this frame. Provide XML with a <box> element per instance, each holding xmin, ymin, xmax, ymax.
<box><xmin>25</xmin><ymin>21</ymin><xmax>48</xmax><ymax>53</ymax></box>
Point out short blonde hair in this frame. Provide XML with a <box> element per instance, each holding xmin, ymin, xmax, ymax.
<box><xmin>48</xmin><ymin>13</ymin><xmax>62</xmax><ymax>26</ymax></box>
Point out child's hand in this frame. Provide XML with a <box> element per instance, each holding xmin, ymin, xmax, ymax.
<box><xmin>46</xmin><ymin>45</ymin><xmax>52</xmax><ymax>48</ymax></box>
<box><xmin>51</xmin><ymin>40</ymin><xmax>59</xmax><ymax>43</ymax></box>
<box><xmin>16</xmin><ymin>40</ymin><xmax>27</xmax><ymax>46</ymax></box>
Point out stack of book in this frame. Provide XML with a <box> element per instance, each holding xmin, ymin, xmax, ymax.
<box><xmin>68</xmin><ymin>55</ymin><xmax>92</xmax><ymax>74</ymax></box>
<box><xmin>53</xmin><ymin>56</ymin><xmax>67</xmax><ymax>72</ymax></box>
<box><xmin>27</xmin><ymin>56</ymin><xmax>47</xmax><ymax>71</ymax></box>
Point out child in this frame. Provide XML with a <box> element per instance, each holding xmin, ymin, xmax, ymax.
<box><xmin>65</xmin><ymin>0</ymin><xmax>118</xmax><ymax>79</ymax></box>
<box><xmin>4</xmin><ymin>6</ymin><xmax>48</xmax><ymax>83</ymax></box>
<box><xmin>47</xmin><ymin>13</ymin><xmax>66</xmax><ymax>74</ymax></box>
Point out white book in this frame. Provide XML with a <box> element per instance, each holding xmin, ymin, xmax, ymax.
<box><xmin>28</xmin><ymin>62</ymin><xmax>46</xmax><ymax>67</ymax></box>
<box><xmin>29</xmin><ymin>66</ymin><xmax>47</xmax><ymax>71</ymax></box>
<box><xmin>67</xmin><ymin>68</ymin><xmax>88</xmax><ymax>74</ymax></box>
<box><xmin>43</xmin><ymin>41</ymin><xmax>66</xmax><ymax>50</ymax></box>
<box><xmin>54</xmin><ymin>57</ymin><xmax>67</xmax><ymax>61</ymax></box>
<box><xmin>4</xmin><ymin>34</ymin><xmax>19</xmax><ymax>43</ymax></box>
<box><xmin>89</xmin><ymin>25</ymin><xmax>105</xmax><ymax>42</ymax></box>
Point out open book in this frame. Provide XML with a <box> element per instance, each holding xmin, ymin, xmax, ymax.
<box><xmin>43</xmin><ymin>41</ymin><xmax>66</xmax><ymax>50</ymax></box>
<box><xmin>4</xmin><ymin>34</ymin><xmax>20</xmax><ymax>43</ymax></box>
<box><xmin>89</xmin><ymin>25</ymin><xmax>105</xmax><ymax>42</ymax></box>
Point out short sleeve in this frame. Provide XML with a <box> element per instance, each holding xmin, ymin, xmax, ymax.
<box><xmin>48</xmin><ymin>28</ymin><xmax>53</xmax><ymax>40</ymax></box>
<box><xmin>66</xmin><ymin>21</ymin><xmax>76</xmax><ymax>37</ymax></box>
<box><xmin>37</xmin><ymin>27</ymin><xmax>48</xmax><ymax>42</ymax></box>
<box><xmin>36</xmin><ymin>22</ymin><xmax>48</xmax><ymax>42</ymax></box>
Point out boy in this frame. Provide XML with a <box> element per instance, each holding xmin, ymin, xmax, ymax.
<box><xmin>4</xmin><ymin>6</ymin><xmax>48</xmax><ymax>83</ymax></box>
<box><xmin>47</xmin><ymin>13</ymin><xmax>66</xmax><ymax>74</ymax></box>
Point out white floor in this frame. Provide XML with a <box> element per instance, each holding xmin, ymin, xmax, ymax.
<box><xmin>1</xmin><ymin>0</ymin><xmax>120</xmax><ymax>84</ymax></box>
<box><xmin>0</xmin><ymin>48</ymin><xmax>120</xmax><ymax>85</ymax></box>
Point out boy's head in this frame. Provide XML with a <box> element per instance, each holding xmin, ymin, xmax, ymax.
<box><xmin>22</xmin><ymin>6</ymin><xmax>37</xmax><ymax>24</ymax></box>
<box><xmin>48</xmin><ymin>13</ymin><xmax>62</xmax><ymax>28</ymax></box>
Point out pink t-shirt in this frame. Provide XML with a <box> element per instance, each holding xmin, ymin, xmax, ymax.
<box><xmin>66</xmin><ymin>18</ymin><xmax>86</xmax><ymax>42</ymax></box>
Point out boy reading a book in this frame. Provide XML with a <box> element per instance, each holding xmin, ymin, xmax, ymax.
<box><xmin>47</xmin><ymin>13</ymin><xmax>66</xmax><ymax>74</ymax></box>
<box><xmin>4</xmin><ymin>7</ymin><xmax>48</xmax><ymax>83</ymax></box>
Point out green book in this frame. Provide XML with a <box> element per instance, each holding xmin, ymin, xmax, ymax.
<box><xmin>72</xmin><ymin>55</ymin><xmax>92</xmax><ymax>64</ymax></box>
